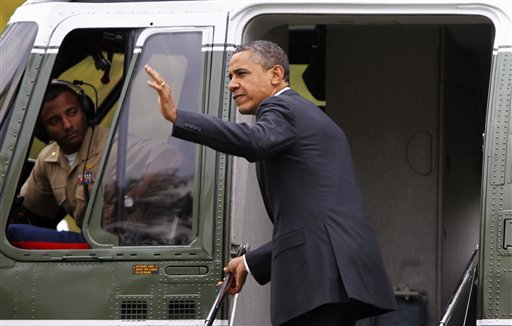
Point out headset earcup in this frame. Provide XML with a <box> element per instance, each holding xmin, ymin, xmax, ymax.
<box><xmin>34</xmin><ymin>122</ymin><xmax>51</xmax><ymax>144</ymax></box>
<box><xmin>80</xmin><ymin>94</ymin><xmax>96</xmax><ymax>125</ymax></box>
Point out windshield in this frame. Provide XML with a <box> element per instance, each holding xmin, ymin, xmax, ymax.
<box><xmin>0</xmin><ymin>22</ymin><xmax>38</xmax><ymax>143</ymax></box>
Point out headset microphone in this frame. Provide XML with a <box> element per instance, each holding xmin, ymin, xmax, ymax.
<box><xmin>71</xmin><ymin>80</ymin><xmax>100</xmax><ymax>203</ymax></box>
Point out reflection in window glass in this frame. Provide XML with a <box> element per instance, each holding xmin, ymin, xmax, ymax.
<box><xmin>101</xmin><ymin>32</ymin><xmax>202</xmax><ymax>246</ymax></box>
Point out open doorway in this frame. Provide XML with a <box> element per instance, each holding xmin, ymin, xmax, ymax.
<box><xmin>244</xmin><ymin>13</ymin><xmax>494</xmax><ymax>325</ymax></box>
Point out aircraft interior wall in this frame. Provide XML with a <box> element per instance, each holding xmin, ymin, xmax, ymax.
<box><xmin>325</xmin><ymin>23</ymin><xmax>491</xmax><ymax>325</ymax></box>
<box><xmin>326</xmin><ymin>25</ymin><xmax>440</xmax><ymax>325</ymax></box>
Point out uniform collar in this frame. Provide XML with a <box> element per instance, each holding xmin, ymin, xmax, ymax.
<box><xmin>43</xmin><ymin>126</ymin><xmax>96</xmax><ymax>165</ymax></box>
<box><xmin>77</xmin><ymin>127</ymin><xmax>97</xmax><ymax>161</ymax></box>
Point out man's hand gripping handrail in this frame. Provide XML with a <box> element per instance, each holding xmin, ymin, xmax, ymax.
<box><xmin>204</xmin><ymin>243</ymin><xmax>249</xmax><ymax>326</ymax></box>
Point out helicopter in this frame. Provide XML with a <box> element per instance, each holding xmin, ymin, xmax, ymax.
<box><xmin>0</xmin><ymin>0</ymin><xmax>511</xmax><ymax>325</ymax></box>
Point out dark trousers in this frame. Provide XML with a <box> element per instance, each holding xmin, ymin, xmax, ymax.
<box><xmin>280</xmin><ymin>301</ymin><xmax>364</xmax><ymax>326</ymax></box>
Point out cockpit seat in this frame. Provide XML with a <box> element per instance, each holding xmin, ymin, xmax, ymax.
<box><xmin>7</xmin><ymin>224</ymin><xmax>90</xmax><ymax>249</ymax></box>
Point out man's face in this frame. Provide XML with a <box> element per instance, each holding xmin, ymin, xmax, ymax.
<box><xmin>40</xmin><ymin>90</ymin><xmax>88</xmax><ymax>154</ymax></box>
<box><xmin>228</xmin><ymin>50</ymin><xmax>276</xmax><ymax>115</ymax></box>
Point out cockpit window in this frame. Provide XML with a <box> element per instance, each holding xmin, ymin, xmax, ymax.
<box><xmin>5</xmin><ymin>28</ymin><xmax>128</xmax><ymax>249</ymax></box>
<box><xmin>0</xmin><ymin>22</ymin><xmax>38</xmax><ymax>144</ymax></box>
<box><xmin>99</xmin><ymin>31</ymin><xmax>201</xmax><ymax>246</ymax></box>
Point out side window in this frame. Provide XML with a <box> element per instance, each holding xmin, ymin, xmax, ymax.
<box><xmin>6</xmin><ymin>28</ymin><xmax>127</xmax><ymax>250</ymax></box>
<box><xmin>100</xmin><ymin>31</ymin><xmax>202</xmax><ymax>246</ymax></box>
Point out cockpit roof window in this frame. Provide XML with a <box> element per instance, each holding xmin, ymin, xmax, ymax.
<box><xmin>0</xmin><ymin>22</ymin><xmax>38</xmax><ymax>143</ymax></box>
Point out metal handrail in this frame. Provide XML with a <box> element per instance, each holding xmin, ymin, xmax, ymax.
<box><xmin>438</xmin><ymin>247</ymin><xmax>479</xmax><ymax>326</ymax></box>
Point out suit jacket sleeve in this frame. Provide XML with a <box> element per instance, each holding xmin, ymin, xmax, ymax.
<box><xmin>245</xmin><ymin>241</ymin><xmax>272</xmax><ymax>285</ymax></box>
<box><xmin>172</xmin><ymin>100</ymin><xmax>296</xmax><ymax>162</ymax></box>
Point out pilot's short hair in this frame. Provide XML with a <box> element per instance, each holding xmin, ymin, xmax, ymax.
<box><xmin>35</xmin><ymin>80</ymin><xmax>96</xmax><ymax>143</ymax></box>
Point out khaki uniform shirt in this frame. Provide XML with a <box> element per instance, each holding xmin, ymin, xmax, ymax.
<box><xmin>21</xmin><ymin>126</ymin><xmax>108</xmax><ymax>227</ymax></box>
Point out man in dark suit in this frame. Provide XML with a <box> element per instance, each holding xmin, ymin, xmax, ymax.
<box><xmin>145</xmin><ymin>40</ymin><xmax>396</xmax><ymax>326</ymax></box>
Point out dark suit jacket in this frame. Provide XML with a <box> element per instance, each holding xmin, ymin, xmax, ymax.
<box><xmin>172</xmin><ymin>89</ymin><xmax>396</xmax><ymax>325</ymax></box>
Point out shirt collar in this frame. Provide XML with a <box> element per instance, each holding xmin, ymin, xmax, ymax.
<box><xmin>274</xmin><ymin>87</ymin><xmax>290</xmax><ymax>96</ymax></box>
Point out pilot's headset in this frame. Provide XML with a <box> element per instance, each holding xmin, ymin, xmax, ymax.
<box><xmin>35</xmin><ymin>79</ymin><xmax>96</xmax><ymax>143</ymax></box>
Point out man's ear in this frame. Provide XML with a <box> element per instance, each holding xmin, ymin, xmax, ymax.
<box><xmin>270</xmin><ymin>65</ymin><xmax>285</xmax><ymax>85</ymax></box>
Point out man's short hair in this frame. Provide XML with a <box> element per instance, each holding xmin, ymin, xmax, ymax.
<box><xmin>234</xmin><ymin>40</ymin><xmax>290</xmax><ymax>82</ymax></box>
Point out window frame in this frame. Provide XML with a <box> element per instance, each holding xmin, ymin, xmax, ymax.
<box><xmin>85</xmin><ymin>27</ymin><xmax>218</xmax><ymax>259</ymax></box>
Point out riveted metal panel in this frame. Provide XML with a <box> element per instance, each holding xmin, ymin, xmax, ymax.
<box><xmin>490</xmin><ymin>52</ymin><xmax>512</xmax><ymax>186</ymax></box>
<box><xmin>481</xmin><ymin>49</ymin><xmax>512</xmax><ymax>322</ymax></box>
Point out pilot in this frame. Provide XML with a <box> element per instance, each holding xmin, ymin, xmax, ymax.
<box><xmin>19</xmin><ymin>80</ymin><xmax>108</xmax><ymax>229</ymax></box>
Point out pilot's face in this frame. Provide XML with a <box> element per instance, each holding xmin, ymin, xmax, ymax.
<box><xmin>40</xmin><ymin>90</ymin><xmax>89</xmax><ymax>154</ymax></box>
<box><xmin>228</xmin><ymin>50</ymin><xmax>276</xmax><ymax>115</ymax></box>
